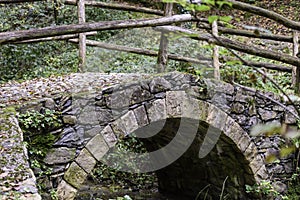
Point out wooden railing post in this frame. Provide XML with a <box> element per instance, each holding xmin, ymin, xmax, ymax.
<box><xmin>77</xmin><ymin>0</ymin><xmax>86</xmax><ymax>72</ymax></box>
<box><xmin>292</xmin><ymin>31</ymin><xmax>300</xmax><ymax>94</ymax></box>
<box><xmin>212</xmin><ymin>20</ymin><xmax>220</xmax><ymax>80</ymax></box>
<box><xmin>156</xmin><ymin>3</ymin><xmax>173</xmax><ymax>73</ymax></box>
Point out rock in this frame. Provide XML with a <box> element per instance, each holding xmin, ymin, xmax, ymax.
<box><xmin>258</xmin><ymin>108</ymin><xmax>277</xmax><ymax>121</ymax></box>
<box><xmin>272</xmin><ymin>181</ymin><xmax>287</xmax><ymax>193</ymax></box>
<box><xmin>211</xmin><ymin>93</ymin><xmax>231</xmax><ymax>113</ymax></box>
<box><xmin>43</xmin><ymin>98</ymin><xmax>56</xmax><ymax>110</ymax></box>
<box><xmin>231</xmin><ymin>102</ymin><xmax>245</xmax><ymax>114</ymax></box>
<box><xmin>285</xmin><ymin>106</ymin><xmax>297</xmax><ymax>124</ymax></box>
<box><xmin>75</xmin><ymin>148</ymin><xmax>96</xmax><ymax>173</ymax></box>
<box><xmin>77</xmin><ymin>105</ymin><xmax>99</xmax><ymax>125</ymax></box>
<box><xmin>57</xmin><ymin>180</ymin><xmax>77</xmax><ymax>200</ymax></box>
<box><xmin>149</xmin><ymin>77</ymin><xmax>172</xmax><ymax>93</ymax></box>
<box><xmin>44</xmin><ymin>147</ymin><xmax>76</xmax><ymax>165</ymax></box>
<box><xmin>54</xmin><ymin>127</ymin><xmax>85</xmax><ymax>147</ymax></box>
<box><xmin>62</xmin><ymin>115</ymin><xmax>77</xmax><ymax>125</ymax></box>
<box><xmin>15</xmin><ymin>178</ymin><xmax>39</xmax><ymax>194</ymax></box>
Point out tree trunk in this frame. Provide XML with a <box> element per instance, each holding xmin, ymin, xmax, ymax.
<box><xmin>77</xmin><ymin>0</ymin><xmax>86</xmax><ymax>72</ymax></box>
<box><xmin>293</xmin><ymin>31</ymin><xmax>300</xmax><ymax>93</ymax></box>
<box><xmin>0</xmin><ymin>14</ymin><xmax>193</xmax><ymax>44</ymax></box>
<box><xmin>212</xmin><ymin>20</ymin><xmax>220</xmax><ymax>80</ymax></box>
<box><xmin>157</xmin><ymin>3</ymin><xmax>173</xmax><ymax>73</ymax></box>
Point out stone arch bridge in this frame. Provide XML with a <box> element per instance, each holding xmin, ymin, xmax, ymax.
<box><xmin>0</xmin><ymin>72</ymin><xmax>298</xmax><ymax>199</ymax></box>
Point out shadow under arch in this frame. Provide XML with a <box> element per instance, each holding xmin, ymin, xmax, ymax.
<box><xmin>57</xmin><ymin>91</ymin><xmax>269</xmax><ymax>199</ymax></box>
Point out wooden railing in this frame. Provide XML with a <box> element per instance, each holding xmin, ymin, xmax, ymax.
<box><xmin>1</xmin><ymin>0</ymin><xmax>300</xmax><ymax>92</ymax></box>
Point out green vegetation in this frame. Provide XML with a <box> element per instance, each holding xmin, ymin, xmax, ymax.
<box><xmin>91</xmin><ymin>135</ymin><xmax>157</xmax><ymax>197</ymax></box>
<box><xmin>18</xmin><ymin>109</ymin><xmax>62</xmax><ymax>190</ymax></box>
<box><xmin>2</xmin><ymin>0</ymin><xmax>300</xmax><ymax>199</ymax></box>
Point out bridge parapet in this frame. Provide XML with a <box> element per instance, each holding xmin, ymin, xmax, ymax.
<box><xmin>0</xmin><ymin>72</ymin><xmax>298</xmax><ymax>199</ymax></box>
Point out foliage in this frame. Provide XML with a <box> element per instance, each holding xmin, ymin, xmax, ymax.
<box><xmin>92</xmin><ymin>135</ymin><xmax>156</xmax><ymax>193</ymax></box>
<box><xmin>245</xmin><ymin>180</ymin><xmax>280</xmax><ymax>198</ymax></box>
<box><xmin>286</xmin><ymin>168</ymin><xmax>300</xmax><ymax>200</ymax></box>
<box><xmin>18</xmin><ymin>109</ymin><xmax>62</xmax><ymax>174</ymax></box>
<box><xmin>0</xmin><ymin>0</ymin><xmax>149</xmax><ymax>83</ymax></box>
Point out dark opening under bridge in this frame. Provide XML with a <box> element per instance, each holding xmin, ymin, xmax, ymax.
<box><xmin>0</xmin><ymin>72</ymin><xmax>298</xmax><ymax>199</ymax></box>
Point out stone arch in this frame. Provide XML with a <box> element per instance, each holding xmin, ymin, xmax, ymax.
<box><xmin>57</xmin><ymin>90</ymin><xmax>268</xmax><ymax>199</ymax></box>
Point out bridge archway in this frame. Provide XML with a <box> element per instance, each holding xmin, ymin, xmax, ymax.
<box><xmin>57</xmin><ymin>91</ymin><xmax>268</xmax><ymax>199</ymax></box>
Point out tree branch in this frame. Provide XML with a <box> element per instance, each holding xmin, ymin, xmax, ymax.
<box><xmin>0</xmin><ymin>14</ymin><xmax>193</xmax><ymax>44</ymax></box>
<box><xmin>69</xmin><ymin>38</ymin><xmax>212</xmax><ymax>66</ymax></box>
<box><xmin>0</xmin><ymin>0</ymin><xmax>42</xmax><ymax>3</ymax></box>
<box><xmin>154</xmin><ymin>26</ymin><xmax>300</xmax><ymax>67</ymax></box>
<box><xmin>12</xmin><ymin>31</ymin><xmax>97</xmax><ymax>43</ymax></box>
<box><xmin>228</xmin><ymin>0</ymin><xmax>300</xmax><ymax>31</ymax></box>
<box><xmin>198</xmin><ymin>23</ymin><xmax>293</xmax><ymax>43</ymax></box>
<box><xmin>64</xmin><ymin>0</ymin><xmax>164</xmax><ymax>16</ymax></box>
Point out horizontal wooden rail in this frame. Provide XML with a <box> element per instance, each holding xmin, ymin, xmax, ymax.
<box><xmin>228</xmin><ymin>0</ymin><xmax>300</xmax><ymax>31</ymax></box>
<box><xmin>13</xmin><ymin>31</ymin><xmax>97</xmax><ymax>44</ymax></box>
<box><xmin>0</xmin><ymin>14</ymin><xmax>193</xmax><ymax>44</ymax></box>
<box><xmin>69</xmin><ymin>38</ymin><xmax>212</xmax><ymax>66</ymax></box>
<box><xmin>65</xmin><ymin>0</ymin><xmax>164</xmax><ymax>16</ymax></box>
<box><xmin>0</xmin><ymin>0</ymin><xmax>42</xmax><ymax>3</ymax></box>
<box><xmin>198</xmin><ymin>23</ymin><xmax>293</xmax><ymax>43</ymax></box>
<box><xmin>155</xmin><ymin>26</ymin><xmax>300</xmax><ymax>67</ymax></box>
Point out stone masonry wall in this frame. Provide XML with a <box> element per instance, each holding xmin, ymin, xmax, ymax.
<box><xmin>1</xmin><ymin>72</ymin><xmax>299</xmax><ymax>199</ymax></box>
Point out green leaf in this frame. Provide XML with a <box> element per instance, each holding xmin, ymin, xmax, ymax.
<box><xmin>208</xmin><ymin>15</ymin><xmax>219</xmax><ymax>24</ymax></box>
<box><xmin>202</xmin><ymin>0</ymin><xmax>215</xmax><ymax>6</ymax></box>
<box><xmin>219</xmin><ymin>16</ymin><xmax>233</xmax><ymax>23</ymax></box>
<box><xmin>226</xmin><ymin>60</ymin><xmax>242</xmax><ymax>65</ymax></box>
<box><xmin>195</xmin><ymin>5</ymin><xmax>211</xmax><ymax>12</ymax></box>
<box><xmin>216</xmin><ymin>1</ymin><xmax>233</xmax><ymax>8</ymax></box>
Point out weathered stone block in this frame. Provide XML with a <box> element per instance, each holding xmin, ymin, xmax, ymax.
<box><xmin>166</xmin><ymin>91</ymin><xmax>186</xmax><ymax>118</ymax></box>
<box><xmin>78</xmin><ymin>105</ymin><xmax>98</xmax><ymax>125</ymax></box>
<box><xmin>237</xmin><ymin>134</ymin><xmax>251</xmax><ymax>153</ymax></box>
<box><xmin>248</xmin><ymin>104</ymin><xmax>257</xmax><ymax>116</ymax></box>
<box><xmin>231</xmin><ymin>102</ymin><xmax>245</xmax><ymax>114</ymax></box>
<box><xmin>64</xmin><ymin>162</ymin><xmax>87</xmax><ymax>189</ymax></box>
<box><xmin>223</xmin><ymin>118</ymin><xmax>242</xmax><ymax>141</ymax></box>
<box><xmin>76</xmin><ymin>148</ymin><xmax>96</xmax><ymax>173</ymax></box>
<box><xmin>236</xmin><ymin>90</ymin><xmax>254</xmax><ymax>103</ymax></box>
<box><xmin>111</xmin><ymin>117</ymin><xmax>126</xmax><ymax>137</ymax></box>
<box><xmin>43</xmin><ymin>98</ymin><xmax>56</xmax><ymax>110</ymax></box>
<box><xmin>258</xmin><ymin>108</ymin><xmax>277</xmax><ymax>121</ymax></box>
<box><xmin>121</xmin><ymin>110</ymin><xmax>139</xmax><ymax>134</ymax></box>
<box><xmin>62</xmin><ymin>115</ymin><xmax>77</xmax><ymax>125</ymax></box>
<box><xmin>249</xmin><ymin>155</ymin><xmax>265</xmax><ymax>174</ymax></box>
<box><xmin>211</xmin><ymin>93</ymin><xmax>231</xmax><ymax>113</ymax></box>
<box><xmin>57</xmin><ymin>180</ymin><xmax>77</xmax><ymax>200</ymax></box>
<box><xmin>254</xmin><ymin>165</ymin><xmax>268</xmax><ymax>181</ymax></box>
<box><xmin>206</xmin><ymin>104</ymin><xmax>228</xmax><ymax>131</ymax></box>
<box><xmin>149</xmin><ymin>77</ymin><xmax>172</xmax><ymax>93</ymax></box>
<box><xmin>101</xmin><ymin>125</ymin><xmax>117</xmax><ymax>147</ymax></box>
<box><xmin>86</xmin><ymin>134</ymin><xmax>109</xmax><ymax>161</ymax></box>
<box><xmin>133</xmin><ymin>105</ymin><xmax>149</xmax><ymax>127</ymax></box>
<box><xmin>244</xmin><ymin>142</ymin><xmax>258</xmax><ymax>163</ymax></box>
<box><xmin>147</xmin><ymin>99</ymin><xmax>167</xmax><ymax>123</ymax></box>
<box><xmin>44</xmin><ymin>147</ymin><xmax>76</xmax><ymax>165</ymax></box>
<box><xmin>285</xmin><ymin>105</ymin><xmax>297</xmax><ymax>124</ymax></box>
<box><xmin>84</xmin><ymin>126</ymin><xmax>102</xmax><ymax>138</ymax></box>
